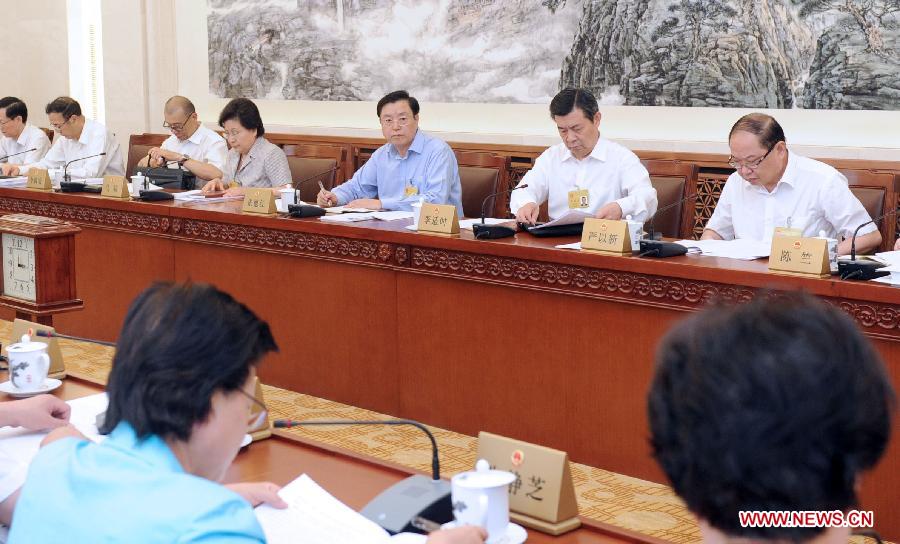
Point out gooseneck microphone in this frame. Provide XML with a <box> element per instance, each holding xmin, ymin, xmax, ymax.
<box><xmin>63</xmin><ymin>152</ymin><xmax>106</xmax><ymax>183</ymax></box>
<box><xmin>287</xmin><ymin>165</ymin><xmax>339</xmax><ymax>218</ymax></box>
<box><xmin>838</xmin><ymin>208</ymin><xmax>897</xmax><ymax>280</ymax></box>
<box><xmin>638</xmin><ymin>192</ymin><xmax>697</xmax><ymax>258</ymax></box>
<box><xmin>473</xmin><ymin>184</ymin><xmax>528</xmax><ymax>240</ymax></box>
<box><xmin>31</xmin><ymin>328</ymin><xmax>117</xmax><ymax>348</ymax></box>
<box><xmin>0</xmin><ymin>148</ymin><xmax>37</xmax><ymax>162</ymax></box>
<box><xmin>274</xmin><ymin>417</ymin><xmax>453</xmax><ymax>534</ymax></box>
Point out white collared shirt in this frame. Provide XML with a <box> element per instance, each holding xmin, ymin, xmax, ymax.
<box><xmin>509</xmin><ymin>138</ymin><xmax>657</xmax><ymax>221</ymax></box>
<box><xmin>160</xmin><ymin>125</ymin><xmax>227</xmax><ymax>176</ymax></box>
<box><xmin>20</xmin><ymin>118</ymin><xmax>125</xmax><ymax>178</ymax></box>
<box><xmin>0</xmin><ymin>125</ymin><xmax>51</xmax><ymax>165</ymax></box>
<box><xmin>706</xmin><ymin>152</ymin><xmax>876</xmax><ymax>242</ymax></box>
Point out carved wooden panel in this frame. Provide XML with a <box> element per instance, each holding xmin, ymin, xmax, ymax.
<box><xmin>0</xmin><ymin>197</ymin><xmax>171</xmax><ymax>234</ymax></box>
<box><xmin>692</xmin><ymin>171</ymin><xmax>730</xmax><ymax>239</ymax></box>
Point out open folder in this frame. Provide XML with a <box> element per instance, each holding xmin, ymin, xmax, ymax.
<box><xmin>255</xmin><ymin>474</ymin><xmax>426</xmax><ymax>543</ymax></box>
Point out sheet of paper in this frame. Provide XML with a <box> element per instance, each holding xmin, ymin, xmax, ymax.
<box><xmin>873</xmin><ymin>250</ymin><xmax>900</xmax><ymax>266</ymax></box>
<box><xmin>529</xmin><ymin>209</ymin><xmax>592</xmax><ymax>230</ymax></box>
<box><xmin>554</xmin><ymin>241</ymin><xmax>582</xmax><ymax>250</ymax></box>
<box><xmin>325</xmin><ymin>206</ymin><xmax>376</xmax><ymax>214</ymax></box>
<box><xmin>458</xmin><ymin>218</ymin><xmax>512</xmax><ymax>230</ymax></box>
<box><xmin>371</xmin><ymin>211</ymin><xmax>415</xmax><ymax>221</ymax></box>
<box><xmin>0</xmin><ymin>177</ymin><xmax>28</xmax><ymax>187</ymax></box>
<box><xmin>255</xmin><ymin>474</ymin><xmax>392</xmax><ymax>544</ymax></box>
<box><xmin>320</xmin><ymin>213</ymin><xmax>377</xmax><ymax>223</ymax></box>
<box><xmin>675</xmin><ymin>239</ymin><xmax>770</xmax><ymax>260</ymax></box>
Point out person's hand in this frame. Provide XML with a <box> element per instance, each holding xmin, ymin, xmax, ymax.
<box><xmin>3</xmin><ymin>394</ymin><xmax>70</xmax><ymax>430</ymax></box>
<box><xmin>40</xmin><ymin>424</ymin><xmax>88</xmax><ymax>447</ymax></box>
<box><xmin>0</xmin><ymin>163</ymin><xmax>20</xmax><ymax>176</ymax></box>
<box><xmin>594</xmin><ymin>201</ymin><xmax>623</xmax><ymax>220</ymax></box>
<box><xmin>347</xmin><ymin>198</ymin><xmax>382</xmax><ymax>210</ymax></box>
<box><xmin>515</xmin><ymin>202</ymin><xmax>540</xmax><ymax>225</ymax></box>
<box><xmin>894</xmin><ymin>237</ymin><xmax>900</xmax><ymax>251</ymax></box>
<box><xmin>223</xmin><ymin>186</ymin><xmax>246</xmax><ymax>197</ymax></box>
<box><xmin>225</xmin><ymin>482</ymin><xmax>288</xmax><ymax>509</ymax></box>
<box><xmin>426</xmin><ymin>526</ymin><xmax>487</xmax><ymax>544</ymax></box>
<box><xmin>201</xmin><ymin>178</ymin><xmax>225</xmax><ymax>193</ymax></box>
<box><xmin>147</xmin><ymin>147</ymin><xmax>175</xmax><ymax>167</ymax></box>
<box><xmin>317</xmin><ymin>189</ymin><xmax>338</xmax><ymax>207</ymax></box>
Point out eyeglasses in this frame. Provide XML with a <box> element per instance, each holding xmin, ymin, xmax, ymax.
<box><xmin>728</xmin><ymin>143</ymin><xmax>776</xmax><ymax>171</ymax></box>
<box><xmin>237</xmin><ymin>387</ymin><xmax>268</xmax><ymax>430</ymax></box>
<box><xmin>163</xmin><ymin>113</ymin><xmax>193</xmax><ymax>132</ymax></box>
<box><xmin>50</xmin><ymin>117</ymin><xmax>73</xmax><ymax>131</ymax></box>
<box><xmin>0</xmin><ymin>118</ymin><xmax>9</xmax><ymax>127</ymax></box>
<box><xmin>380</xmin><ymin>115</ymin><xmax>411</xmax><ymax>127</ymax></box>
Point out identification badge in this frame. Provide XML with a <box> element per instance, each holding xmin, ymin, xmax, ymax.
<box><xmin>404</xmin><ymin>184</ymin><xmax>418</xmax><ymax>197</ymax></box>
<box><xmin>568</xmin><ymin>189</ymin><xmax>589</xmax><ymax>209</ymax></box>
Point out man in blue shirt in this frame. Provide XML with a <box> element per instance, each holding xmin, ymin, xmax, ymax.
<box><xmin>317</xmin><ymin>90</ymin><xmax>463</xmax><ymax>214</ymax></box>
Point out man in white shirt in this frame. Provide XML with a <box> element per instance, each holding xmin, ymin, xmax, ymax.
<box><xmin>510</xmin><ymin>88</ymin><xmax>657</xmax><ymax>224</ymax></box>
<box><xmin>0</xmin><ymin>97</ymin><xmax>51</xmax><ymax>173</ymax></box>
<box><xmin>138</xmin><ymin>95</ymin><xmax>226</xmax><ymax>184</ymax></box>
<box><xmin>703</xmin><ymin>113</ymin><xmax>880</xmax><ymax>255</ymax></box>
<box><xmin>4</xmin><ymin>96</ymin><xmax>124</xmax><ymax>179</ymax></box>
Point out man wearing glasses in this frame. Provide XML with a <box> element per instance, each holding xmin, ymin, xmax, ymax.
<box><xmin>4</xmin><ymin>96</ymin><xmax>124</xmax><ymax>179</ymax></box>
<box><xmin>0</xmin><ymin>97</ymin><xmax>51</xmax><ymax>174</ymax></box>
<box><xmin>138</xmin><ymin>96</ymin><xmax>226</xmax><ymax>184</ymax></box>
<box><xmin>316</xmin><ymin>90</ymin><xmax>463</xmax><ymax>213</ymax></box>
<box><xmin>702</xmin><ymin>113</ymin><xmax>880</xmax><ymax>255</ymax></box>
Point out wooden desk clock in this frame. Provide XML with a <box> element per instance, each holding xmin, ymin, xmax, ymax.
<box><xmin>0</xmin><ymin>213</ymin><xmax>83</xmax><ymax>326</ymax></box>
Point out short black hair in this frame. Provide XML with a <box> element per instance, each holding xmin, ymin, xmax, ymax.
<box><xmin>0</xmin><ymin>97</ymin><xmax>27</xmax><ymax>123</ymax></box>
<box><xmin>376</xmin><ymin>90</ymin><xmax>419</xmax><ymax>118</ymax></box>
<box><xmin>100</xmin><ymin>283</ymin><xmax>278</xmax><ymax>441</ymax></box>
<box><xmin>218</xmin><ymin>98</ymin><xmax>265</xmax><ymax>136</ymax></box>
<box><xmin>729</xmin><ymin>113</ymin><xmax>786</xmax><ymax>149</ymax></box>
<box><xmin>45</xmin><ymin>96</ymin><xmax>82</xmax><ymax>119</ymax></box>
<box><xmin>549</xmin><ymin>88</ymin><xmax>598</xmax><ymax>121</ymax></box>
<box><xmin>648</xmin><ymin>293</ymin><xmax>895</xmax><ymax>541</ymax></box>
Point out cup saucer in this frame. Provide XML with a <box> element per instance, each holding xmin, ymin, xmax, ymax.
<box><xmin>441</xmin><ymin>521</ymin><xmax>527</xmax><ymax>544</ymax></box>
<box><xmin>240</xmin><ymin>434</ymin><xmax>252</xmax><ymax>448</ymax></box>
<box><xmin>0</xmin><ymin>378</ymin><xmax>62</xmax><ymax>398</ymax></box>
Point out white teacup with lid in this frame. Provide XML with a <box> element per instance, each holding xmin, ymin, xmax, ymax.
<box><xmin>7</xmin><ymin>334</ymin><xmax>51</xmax><ymax>393</ymax></box>
<box><xmin>451</xmin><ymin>459</ymin><xmax>516</xmax><ymax>542</ymax></box>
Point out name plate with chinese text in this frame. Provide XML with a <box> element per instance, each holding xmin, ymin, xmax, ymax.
<box><xmin>26</xmin><ymin>169</ymin><xmax>52</xmax><ymax>192</ymax></box>
<box><xmin>768</xmin><ymin>236</ymin><xmax>830</xmax><ymax>278</ymax></box>
<box><xmin>248</xmin><ymin>376</ymin><xmax>271</xmax><ymax>442</ymax></box>
<box><xmin>101</xmin><ymin>175</ymin><xmax>130</xmax><ymax>199</ymax></box>
<box><xmin>242</xmin><ymin>188</ymin><xmax>277</xmax><ymax>215</ymax></box>
<box><xmin>477</xmin><ymin>431</ymin><xmax>581</xmax><ymax>535</ymax></box>
<box><xmin>580</xmin><ymin>218</ymin><xmax>631</xmax><ymax>255</ymax></box>
<box><xmin>417</xmin><ymin>203</ymin><xmax>459</xmax><ymax>235</ymax></box>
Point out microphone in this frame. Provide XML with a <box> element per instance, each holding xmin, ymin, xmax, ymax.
<box><xmin>638</xmin><ymin>192</ymin><xmax>697</xmax><ymax>258</ymax></box>
<box><xmin>274</xmin><ymin>417</ymin><xmax>452</xmax><ymax>534</ymax></box>
<box><xmin>63</xmin><ymin>152</ymin><xmax>106</xmax><ymax>183</ymax></box>
<box><xmin>29</xmin><ymin>328</ymin><xmax>117</xmax><ymax>348</ymax></box>
<box><xmin>287</xmin><ymin>165</ymin><xmax>339</xmax><ymax>218</ymax></box>
<box><xmin>0</xmin><ymin>148</ymin><xmax>37</xmax><ymax>162</ymax></box>
<box><xmin>473</xmin><ymin>184</ymin><xmax>528</xmax><ymax>240</ymax></box>
<box><xmin>838</xmin><ymin>208</ymin><xmax>896</xmax><ymax>280</ymax></box>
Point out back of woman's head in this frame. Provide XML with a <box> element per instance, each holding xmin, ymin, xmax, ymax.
<box><xmin>100</xmin><ymin>282</ymin><xmax>278</xmax><ymax>441</ymax></box>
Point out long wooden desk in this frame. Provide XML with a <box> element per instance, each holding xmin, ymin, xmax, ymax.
<box><xmin>40</xmin><ymin>376</ymin><xmax>662</xmax><ymax>544</ymax></box>
<box><xmin>0</xmin><ymin>188</ymin><xmax>897</xmax><ymax>538</ymax></box>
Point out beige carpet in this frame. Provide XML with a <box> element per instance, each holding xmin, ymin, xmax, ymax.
<box><xmin>9</xmin><ymin>321</ymin><xmax>881</xmax><ymax>544</ymax></box>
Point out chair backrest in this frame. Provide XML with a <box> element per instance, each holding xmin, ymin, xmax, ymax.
<box><xmin>641</xmin><ymin>160</ymin><xmax>699</xmax><ymax>239</ymax></box>
<box><xmin>40</xmin><ymin>128</ymin><xmax>54</xmax><ymax>143</ymax></box>
<box><xmin>839</xmin><ymin>168</ymin><xmax>897</xmax><ymax>252</ymax></box>
<box><xmin>455</xmin><ymin>151</ymin><xmax>510</xmax><ymax>218</ymax></box>
<box><xmin>127</xmin><ymin>133</ymin><xmax>168</xmax><ymax>176</ymax></box>
<box><xmin>286</xmin><ymin>154</ymin><xmax>339</xmax><ymax>203</ymax></box>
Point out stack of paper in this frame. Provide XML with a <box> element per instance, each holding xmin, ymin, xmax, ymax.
<box><xmin>528</xmin><ymin>209</ymin><xmax>591</xmax><ymax>230</ymax></box>
<box><xmin>173</xmin><ymin>190</ymin><xmax>243</xmax><ymax>204</ymax></box>
<box><xmin>675</xmin><ymin>239</ymin><xmax>771</xmax><ymax>260</ymax></box>
<box><xmin>255</xmin><ymin>474</ymin><xmax>426</xmax><ymax>543</ymax></box>
<box><xmin>325</xmin><ymin>206</ymin><xmax>375</xmax><ymax>214</ymax></box>
<box><xmin>459</xmin><ymin>218</ymin><xmax>511</xmax><ymax>230</ymax></box>
<box><xmin>0</xmin><ymin>177</ymin><xmax>28</xmax><ymax>188</ymax></box>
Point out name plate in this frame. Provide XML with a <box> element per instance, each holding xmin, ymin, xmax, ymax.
<box><xmin>477</xmin><ymin>431</ymin><xmax>580</xmax><ymax>535</ymax></box>
<box><xmin>580</xmin><ymin>218</ymin><xmax>631</xmax><ymax>255</ymax></box>
<box><xmin>101</xmin><ymin>175</ymin><xmax>130</xmax><ymax>199</ymax></box>
<box><xmin>768</xmin><ymin>236</ymin><xmax>830</xmax><ymax>278</ymax></box>
<box><xmin>417</xmin><ymin>203</ymin><xmax>459</xmax><ymax>235</ymax></box>
<box><xmin>248</xmin><ymin>376</ymin><xmax>271</xmax><ymax>442</ymax></box>
<box><xmin>242</xmin><ymin>188</ymin><xmax>277</xmax><ymax>215</ymax></box>
<box><xmin>26</xmin><ymin>169</ymin><xmax>52</xmax><ymax>191</ymax></box>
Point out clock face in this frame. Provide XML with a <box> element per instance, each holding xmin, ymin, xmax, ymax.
<box><xmin>2</xmin><ymin>233</ymin><xmax>36</xmax><ymax>302</ymax></box>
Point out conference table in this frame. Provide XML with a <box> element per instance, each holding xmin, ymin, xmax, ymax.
<box><xmin>0</xmin><ymin>187</ymin><xmax>896</xmax><ymax>539</ymax></box>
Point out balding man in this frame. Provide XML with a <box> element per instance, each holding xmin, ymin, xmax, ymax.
<box><xmin>139</xmin><ymin>96</ymin><xmax>226</xmax><ymax>184</ymax></box>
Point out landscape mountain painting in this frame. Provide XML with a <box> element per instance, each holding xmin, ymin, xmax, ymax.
<box><xmin>207</xmin><ymin>0</ymin><xmax>900</xmax><ymax>109</ymax></box>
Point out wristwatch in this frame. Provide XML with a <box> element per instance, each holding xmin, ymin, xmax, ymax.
<box><xmin>178</xmin><ymin>154</ymin><xmax>190</xmax><ymax>166</ymax></box>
